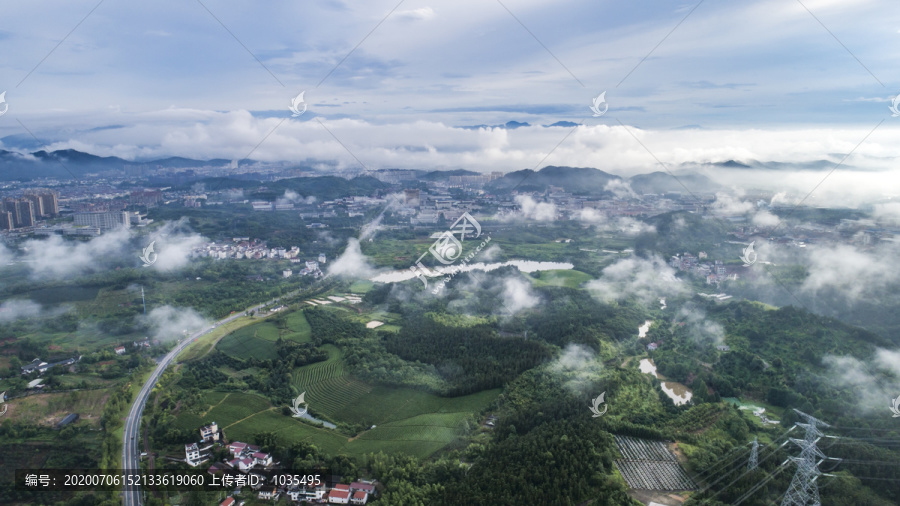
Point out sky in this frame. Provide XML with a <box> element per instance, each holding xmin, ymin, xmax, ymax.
<box><xmin>0</xmin><ymin>0</ymin><xmax>899</xmax><ymax>192</ymax></box>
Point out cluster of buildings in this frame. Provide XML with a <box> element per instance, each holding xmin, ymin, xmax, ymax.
<box><xmin>191</xmin><ymin>238</ymin><xmax>326</xmax><ymax>275</ymax></box>
<box><xmin>182</xmin><ymin>422</ymin><xmax>375</xmax><ymax>504</ymax></box>
<box><xmin>185</xmin><ymin>421</ymin><xmax>222</xmax><ymax>467</ymax></box>
<box><xmin>113</xmin><ymin>338</ymin><xmax>153</xmax><ymax>356</ymax></box>
<box><xmin>20</xmin><ymin>356</ymin><xmax>78</xmax><ymax>376</ymax></box>
<box><xmin>668</xmin><ymin>252</ymin><xmax>739</xmax><ymax>285</ymax></box>
<box><xmin>216</xmin><ymin>480</ymin><xmax>375</xmax><ymax>505</ymax></box>
<box><xmin>0</xmin><ymin>190</ymin><xmax>59</xmax><ymax>230</ymax></box>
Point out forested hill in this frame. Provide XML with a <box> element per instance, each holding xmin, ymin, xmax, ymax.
<box><xmin>485</xmin><ymin>165</ymin><xmax>620</xmax><ymax>195</ymax></box>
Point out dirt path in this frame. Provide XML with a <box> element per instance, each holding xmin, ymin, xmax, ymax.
<box><xmin>201</xmin><ymin>392</ymin><xmax>231</xmax><ymax>417</ymax></box>
<box><xmin>222</xmin><ymin>407</ymin><xmax>277</xmax><ymax>431</ymax></box>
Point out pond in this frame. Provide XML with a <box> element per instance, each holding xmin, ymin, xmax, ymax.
<box><xmin>638</xmin><ymin>320</ymin><xmax>652</xmax><ymax>338</ymax></box>
<box><xmin>639</xmin><ymin>358</ymin><xmax>693</xmax><ymax>406</ymax></box>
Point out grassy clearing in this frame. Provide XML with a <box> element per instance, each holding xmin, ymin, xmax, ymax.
<box><xmin>57</xmin><ymin>374</ymin><xmax>115</xmax><ymax>388</ymax></box>
<box><xmin>525</xmin><ymin>269</ymin><xmax>593</xmax><ymax>289</ymax></box>
<box><xmin>3</xmin><ymin>389</ymin><xmax>109</xmax><ymax>427</ymax></box>
<box><xmin>347</xmin><ymin>280</ymin><xmax>374</xmax><ymax>293</ymax></box>
<box><xmin>216</xmin><ymin>310</ymin><xmax>313</xmax><ymax>360</ymax></box>
<box><xmin>176</xmin><ymin>315</ymin><xmax>261</xmax><ymax>362</ymax></box>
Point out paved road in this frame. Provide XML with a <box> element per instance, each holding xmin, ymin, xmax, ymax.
<box><xmin>122</xmin><ymin>297</ymin><xmax>284</xmax><ymax>506</ymax></box>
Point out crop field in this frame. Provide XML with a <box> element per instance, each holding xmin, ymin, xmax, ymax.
<box><xmin>223</xmin><ymin>404</ymin><xmax>479</xmax><ymax>460</ymax></box>
<box><xmin>216</xmin><ymin>310</ymin><xmax>312</xmax><ymax>360</ymax></box>
<box><xmin>216</xmin><ymin>332</ymin><xmax>277</xmax><ymax>360</ymax></box>
<box><xmin>179</xmin><ymin>349</ymin><xmax>502</xmax><ymax>460</ymax></box>
<box><xmin>173</xmin><ymin>392</ymin><xmax>272</xmax><ymax>433</ymax></box>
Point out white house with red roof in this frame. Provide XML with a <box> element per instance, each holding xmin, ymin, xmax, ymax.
<box><xmin>350</xmin><ymin>490</ymin><xmax>368</xmax><ymax>504</ymax></box>
<box><xmin>328</xmin><ymin>488</ymin><xmax>350</xmax><ymax>504</ymax></box>
<box><xmin>234</xmin><ymin>457</ymin><xmax>254</xmax><ymax>472</ymax></box>
<box><xmin>228</xmin><ymin>442</ymin><xmax>247</xmax><ymax>457</ymax></box>
<box><xmin>219</xmin><ymin>497</ymin><xmax>235</xmax><ymax>506</ymax></box>
<box><xmin>252</xmin><ymin>451</ymin><xmax>272</xmax><ymax>467</ymax></box>
<box><xmin>349</xmin><ymin>481</ymin><xmax>375</xmax><ymax>495</ymax></box>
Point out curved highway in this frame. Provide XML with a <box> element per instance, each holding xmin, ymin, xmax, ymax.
<box><xmin>122</xmin><ymin>297</ymin><xmax>286</xmax><ymax>506</ymax></box>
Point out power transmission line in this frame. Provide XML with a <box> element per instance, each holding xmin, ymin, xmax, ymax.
<box><xmin>781</xmin><ymin>409</ymin><xmax>840</xmax><ymax>506</ymax></box>
<box><xmin>699</xmin><ymin>428</ymin><xmax>796</xmax><ymax>504</ymax></box>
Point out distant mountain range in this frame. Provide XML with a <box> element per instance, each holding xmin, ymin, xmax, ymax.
<box><xmin>485</xmin><ymin>165</ymin><xmax>720</xmax><ymax>196</ymax></box>
<box><xmin>0</xmin><ymin>148</ymin><xmax>235</xmax><ymax>180</ymax></box>
<box><xmin>0</xmin><ymin>144</ymin><xmax>844</xmax><ymax>197</ymax></box>
<box><xmin>457</xmin><ymin>120</ymin><xmax>580</xmax><ymax>130</ymax></box>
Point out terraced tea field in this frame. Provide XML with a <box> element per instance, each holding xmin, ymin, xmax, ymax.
<box><xmin>175</xmin><ymin>328</ymin><xmax>501</xmax><ymax>460</ymax></box>
<box><xmin>174</xmin><ymin>392</ymin><xmax>272</xmax><ymax>433</ymax></box>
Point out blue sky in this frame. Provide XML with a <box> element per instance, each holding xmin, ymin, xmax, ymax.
<box><xmin>0</xmin><ymin>0</ymin><xmax>899</xmax><ymax>189</ymax></box>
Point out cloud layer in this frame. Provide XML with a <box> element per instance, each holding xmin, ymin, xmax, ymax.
<box><xmin>586</xmin><ymin>256</ymin><xmax>685</xmax><ymax>304</ymax></box>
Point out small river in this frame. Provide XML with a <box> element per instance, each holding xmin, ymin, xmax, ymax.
<box><xmin>639</xmin><ymin>358</ymin><xmax>693</xmax><ymax>406</ymax></box>
<box><xmin>371</xmin><ymin>260</ymin><xmax>574</xmax><ymax>283</ymax></box>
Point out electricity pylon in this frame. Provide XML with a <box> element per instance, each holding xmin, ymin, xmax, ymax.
<box><xmin>748</xmin><ymin>437</ymin><xmax>759</xmax><ymax>471</ymax></box>
<box><xmin>781</xmin><ymin>409</ymin><xmax>832</xmax><ymax>506</ymax></box>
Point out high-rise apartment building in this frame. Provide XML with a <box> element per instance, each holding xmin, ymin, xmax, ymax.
<box><xmin>74</xmin><ymin>211</ymin><xmax>131</xmax><ymax>230</ymax></box>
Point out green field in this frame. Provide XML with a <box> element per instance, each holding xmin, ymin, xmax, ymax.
<box><xmin>173</xmin><ymin>345</ymin><xmax>500</xmax><ymax>459</ymax></box>
<box><xmin>347</xmin><ymin>280</ymin><xmax>374</xmax><ymax>293</ymax></box>
<box><xmin>3</xmin><ymin>389</ymin><xmax>110</xmax><ymax>427</ymax></box>
<box><xmin>525</xmin><ymin>269</ymin><xmax>593</xmax><ymax>288</ymax></box>
<box><xmin>216</xmin><ymin>330</ymin><xmax>278</xmax><ymax>360</ymax></box>
<box><xmin>173</xmin><ymin>392</ymin><xmax>273</xmax><ymax>433</ymax></box>
<box><xmin>216</xmin><ymin>311</ymin><xmax>312</xmax><ymax>360</ymax></box>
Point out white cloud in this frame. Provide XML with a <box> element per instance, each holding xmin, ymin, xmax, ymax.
<box><xmin>479</xmin><ymin>244</ymin><xmax>502</xmax><ymax>262</ymax></box>
<box><xmin>711</xmin><ymin>192</ymin><xmax>754</xmax><ymax>216</ymax></box>
<box><xmin>872</xmin><ymin>202</ymin><xmax>900</xmax><ymax>224</ymax></box>
<box><xmin>276</xmin><ymin>190</ymin><xmax>316</xmax><ymax>206</ymax></box>
<box><xmin>500</xmin><ymin>195</ymin><xmax>556</xmax><ymax>222</ymax></box>
<box><xmin>359</xmin><ymin>193</ymin><xmax>405</xmax><ymax>241</ymax></box>
<box><xmin>604</xmin><ymin>179</ymin><xmax>638</xmax><ymax>200</ymax></box>
<box><xmin>0</xmin><ymin>299</ymin><xmax>44</xmax><ymax>322</ymax></box>
<box><xmin>800</xmin><ymin>243</ymin><xmax>899</xmax><ymax>301</ymax></box>
<box><xmin>147</xmin><ymin>220</ymin><xmax>207</xmax><ymax>272</ymax></box>
<box><xmin>752</xmin><ymin>209</ymin><xmax>781</xmax><ymax>227</ymax></box>
<box><xmin>823</xmin><ymin>347</ymin><xmax>900</xmax><ymax>413</ymax></box>
<box><xmin>501</xmin><ymin>277</ymin><xmax>540</xmax><ymax>313</ymax></box>
<box><xmin>141</xmin><ymin>305</ymin><xmax>208</xmax><ymax>342</ymax></box>
<box><xmin>677</xmin><ymin>305</ymin><xmax>725</xmax><ymax>346</ymax></box>
<box><xmin>586</xmin><ymin>255</ymin><xmax>685</xmax><ymax>304</ymax></box>
<box><xmin>577</xmin><ymin>208</ymin><xmax>607</xmax><ymax>224</ymax></box>
<box><xmin>11</xmin><ymin>111</ymin><xmax>900</xmax><ymax>206</ymax></box>
<box><xmin>577</xmin><ymin>212</ymin><xmax>653</xmax><ymax>235</ymax></box>
<box><xmin>327</xmin><ymin>238</ymin><xmax>378</xmax><ymax>278</ymax></box>
<box><xmin>548</xmin><ymin>344</ymin><xmax>604</xmax><ymax>394</ymax></box>
<box><xmin>22</xmin><ymin>228</ymin><xmax>132</xmax><ymax>279</ymax></box>
<box><xmin>394</xmin><ymin>7</ymin><xmax>436</xmax><ymax>21</ymax></box>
